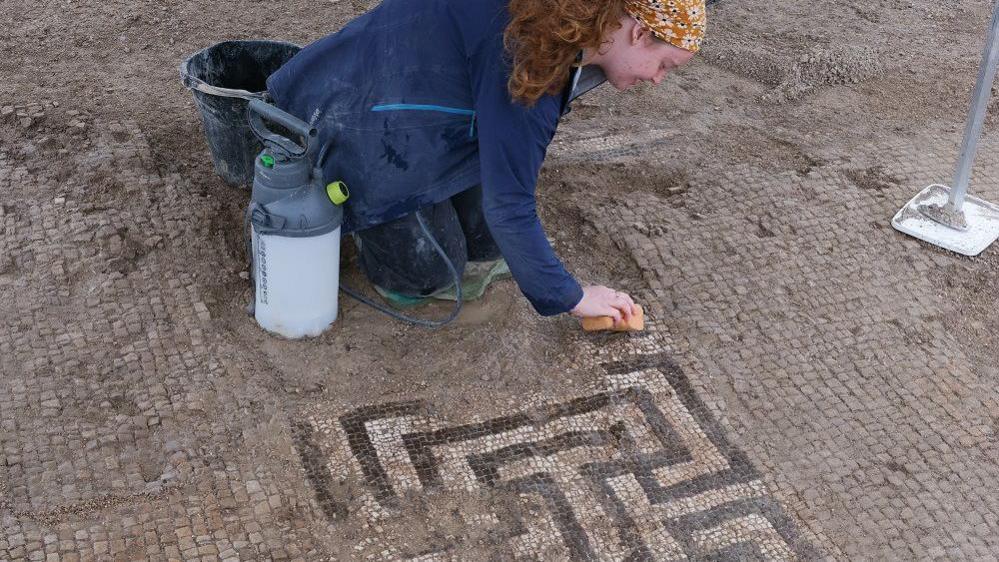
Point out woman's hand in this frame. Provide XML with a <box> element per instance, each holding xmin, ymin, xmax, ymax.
<box><xmin>570</xmin><ymin>285</ymin><xmax>640</xmax><ymax>327</ymax></box>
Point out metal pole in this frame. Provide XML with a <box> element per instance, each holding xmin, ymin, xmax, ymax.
<box><xmin>948</xmin><ymin>1</ymin><xmax>999</xmax><ymax>212</ymax></box>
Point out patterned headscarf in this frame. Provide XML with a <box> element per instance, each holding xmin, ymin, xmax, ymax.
<box><xmin>624</xmin><ymin>0</ymin><xmax>707</xmax><ymax>53</ymax></box>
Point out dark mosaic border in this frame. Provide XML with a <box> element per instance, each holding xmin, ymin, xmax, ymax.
<box><xmin>291</xmin><ymin>353</ymin><xmax>820</xmax><ymax>560</ymax></box>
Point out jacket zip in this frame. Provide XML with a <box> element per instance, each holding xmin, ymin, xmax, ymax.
<box><xmin>371</xmin><ymin>103</ymin><xmax>477</xmax><ymax>139</ymax></box>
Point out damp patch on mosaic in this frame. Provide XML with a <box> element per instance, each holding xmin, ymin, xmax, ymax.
<box><xmin>292</xmin><ymin>358</ymin><xmax>819</xmax><ymax>559</ymax></box>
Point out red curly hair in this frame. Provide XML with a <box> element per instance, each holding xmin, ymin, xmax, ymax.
<box><xmin>504</xmin><ymin>0</ymin><xmax>629</xmax><ymax>106</ymax></box>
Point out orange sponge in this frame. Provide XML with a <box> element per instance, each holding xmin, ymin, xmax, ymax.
<box><xmin>581</xmin><ymin>305</ymin><xmax>644</xmax><ymax>332</ymax></box>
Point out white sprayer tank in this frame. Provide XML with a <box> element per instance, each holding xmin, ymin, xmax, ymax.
<box><xmin>252</xmin><ymin>225</ymin><xmax>341</xmax><ymax>338</ymax></box>
<box><xmin>246</xmin><ymin>99</ymin><xmax>347</xmax><ymax>339</ymax></box>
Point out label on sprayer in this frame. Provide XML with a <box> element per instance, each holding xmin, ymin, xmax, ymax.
<box><xmin>257</xmin><ymin>236</ymin><xmax>269</xmax><ymax>305</ymax></box>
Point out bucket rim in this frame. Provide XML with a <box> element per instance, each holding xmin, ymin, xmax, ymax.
<box><xmin>179</xmin><ymin>39</ymin><xmax>302</xmax><ymax>101</ymax></box>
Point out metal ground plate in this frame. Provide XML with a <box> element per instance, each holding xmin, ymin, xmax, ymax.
<box><xmin>892</xmin><ymin>183</ymin><xmax>999</xmax><ymax>256</ymax></box>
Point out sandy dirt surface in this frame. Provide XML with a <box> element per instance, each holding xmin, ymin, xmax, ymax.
<box><xmin>3</xmin><ymin>0</ymin><xmax>999</xmax><ymax>559</ymax></box>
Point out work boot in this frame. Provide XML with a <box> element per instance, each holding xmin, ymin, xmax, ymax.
<box><xmin>431</xmin><ymin>258</ymin><xmax>511</xmax><ymax>302</ymax></box>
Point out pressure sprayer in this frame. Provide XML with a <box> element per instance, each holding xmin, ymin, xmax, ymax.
<box><xmin>244</xmin><ymin>100</ymin><xmax>462</xmax><ymax>337</ymax></box>
<box><xmin>246</xmin><ymin>99</ymin><xmax>349</xmax><ymax>338</ymax></box>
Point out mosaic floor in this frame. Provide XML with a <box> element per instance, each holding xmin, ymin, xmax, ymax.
<box><xmin>294</xmin><ymin>356</ymin><xmax>817</xmax><ymax>559</ymax></box>
<box><xmin>2</xmin><ymin>106</ymin><xmax>999</xmax><ymax>560</ymax></box>
<box><xmin>550</xmin><ymin>128</ymin><xmax>999</xmax><ymax>559</ymax></box>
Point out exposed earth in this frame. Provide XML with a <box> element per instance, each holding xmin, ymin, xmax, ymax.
<box><xmin>2</xmin><ymin>0</ymin><xmax>999</xmax><ymax>560</ymax></box>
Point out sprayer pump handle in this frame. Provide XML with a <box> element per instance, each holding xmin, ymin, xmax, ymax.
<box><xmin>247</xmin><ymin>99</ymin><xmax>317</xmax><ymax>159</ymax></box>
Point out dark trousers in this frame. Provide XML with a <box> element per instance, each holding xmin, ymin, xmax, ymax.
<box><xmin>354</xmin><ymin>185</ymin><xmax>502</xmax><ymax>297</ymax></box>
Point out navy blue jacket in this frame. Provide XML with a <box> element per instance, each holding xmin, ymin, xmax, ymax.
<box><xmin>266</xmin><ymin>0</ymin><xmax>588</xmax><ymax>315</ymax></box>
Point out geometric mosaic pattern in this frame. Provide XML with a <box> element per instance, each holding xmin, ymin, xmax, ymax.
<box><xmin>8</xmin><ymin>3</ymin><xmax>999</xmax><ymax>553</ymax></box>
<box><xmin>547</xmin><ymin>128</ymin><xmax>999</xmax><ymax>559</ymax></box>
<box><xmin>5</xmin><ymin>98</ymin><xmax>996</xmax><ymax>558</ymax></box>
<box><xmin>293</xmin><ymin>355</ymin><xmax>819</xmax><ymax>560</ymax></box>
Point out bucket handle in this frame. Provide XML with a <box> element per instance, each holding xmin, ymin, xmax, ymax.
<box><xmin>179</xmin><ymin>61</ymin><xmax>270</xmax><ymax>101</ymax></box>
<box><xmin>247</xmin><ymin>99</ymin><xmax>316</xmax><ymax>159</ymax></box>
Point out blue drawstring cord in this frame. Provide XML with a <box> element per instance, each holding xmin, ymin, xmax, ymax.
<box><xmin>370</xmin><ymin>103</ymin><xmax>477</xmax><ymax>139</ymax></box>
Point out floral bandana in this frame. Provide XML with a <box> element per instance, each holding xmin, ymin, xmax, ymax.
<box><xmin>624</xmin><ymin>0</ymin><xmax>707</xmax><ymax>53</ymax></box>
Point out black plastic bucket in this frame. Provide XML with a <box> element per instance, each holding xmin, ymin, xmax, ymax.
<box><xmin>180</xmin><ymin>40</ymin><xmax>301</xmax><ymax>188</ymax></box>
